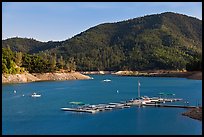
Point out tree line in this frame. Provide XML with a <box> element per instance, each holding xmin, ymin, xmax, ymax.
<box><xmin>2</xmin><ymin>47</ymin><xmax>76</xmax><ymax>74</ymax></box>
<box><xmin>2</xmin><ymin>46</ymin><xmax>201</xmax><ymax>75</ymax></box>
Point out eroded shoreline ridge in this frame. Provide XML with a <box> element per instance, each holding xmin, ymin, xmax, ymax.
<box><xmin>182</xmin><ymin>107</ymin><xmax>202</xmax><ymax>121</ymax></box>
<box><xmin>112</xmin><ymin>70</ymin><xmax>202</xmax><ymax>80</ymax></box>
<box><xmin>2</xmin><ymin>72</ymin><xmax>91</xmax><ymax>84</ymax></box>
<box><xmin>81</xmin><ymin>70</ymin><xmax>202</xmax><ymax>80</ymax></box>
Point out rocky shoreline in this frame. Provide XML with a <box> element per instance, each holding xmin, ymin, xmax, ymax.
<box><xmin>81</xmin><ymin>70</ymin><xmax>202</xmax><ymax>80</ymax></box>
<box><xmin>81</xmin><ymin>71</ymin><xmax>113</xmax><ymax>75</ymax></box>
<box><xmin>182</xmin><ymin>107</ymin><xmax>202</xmax><ymax>121</ymax></box>
<box><xmin>112</xmin><ymin>70</ymin><xmax>202</xmax><ymax>80</ymax></box>
<box><xmin>2</xmin><ymin>72</ymin><xmax>91</xmax><ymax>84</ymax></box>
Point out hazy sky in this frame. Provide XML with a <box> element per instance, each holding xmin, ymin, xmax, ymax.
<box><xmin>2</xmin><ymin>2</ymin><xmax>202</xmax><ymax>42</ymax></box>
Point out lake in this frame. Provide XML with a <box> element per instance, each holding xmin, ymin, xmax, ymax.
<box><xmin>2</xmin><ymin>75</ymin><xmax>202</xmax><ymax>135</ymax></box>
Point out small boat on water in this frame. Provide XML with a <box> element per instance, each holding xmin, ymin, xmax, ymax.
<box><xmin>103</xmin><ymin>79</ymin><xmax>111</xmax><ymax>82</ymax></box>
<box><xmin>31</xmin><ymin>92</ymin><xmax>41</xmax><ymax>98</ymax></box>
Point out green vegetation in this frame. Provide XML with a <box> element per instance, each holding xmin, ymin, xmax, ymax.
<box><xmin>2</xmin><ymin>47</ymin><xmax>25</xmax><ymax>74</ymax></box>
<box><xmin>186</xmin><ymin>54</ymin><xmax>202</xmax><ymax>71</ymax></box>
<box><xmin>2</xmin><ymin>47</ymin><xmax>77</xmax><ymax>74</ymax></box>
<box><xmin>2</xmin><ymin>12</ymin><xmax>202</xmax><ymax>72</ymax></box>
<box><xmin>2</xmin><ymin>37</ymin><xmax>61</xmax><ymax>54</ymax></box>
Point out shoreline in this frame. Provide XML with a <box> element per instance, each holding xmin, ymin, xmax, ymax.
<box><xmin>2</xmin><ymin>70</ymin><xmax>202</xmax><ymax>84</ymax></box>
<box><xmin>81</xmin><ymin>70</ymin><xmax>202</xmax><ymax>80</ymax></box>
<box><xmin>114</xmin><ymin>71</ymin><xmax>202</xmax><ymax>80</ymax></box>
<box><xmin>2</xmin><ymin>72</ymin><xmax>91</xmax><ymax>84</ymax></box>
<box><xmin>182</xmin><ymin>107</ymin><xmax>202</xmax><ymax>121</ymax></box>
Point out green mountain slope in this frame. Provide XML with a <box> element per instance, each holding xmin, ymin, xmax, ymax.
<box><xmin>2</xmin><ymin>12</ymin><xmax>202</xmax><ymax>71</ymax></box>
<box><xmin>2</xmin><ymin>37</ymin><xmax>61</xmax><ymax>54</ymax></box>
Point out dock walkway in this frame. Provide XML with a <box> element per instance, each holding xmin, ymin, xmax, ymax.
<box><xmin>143</xmin><ymin>104</ymin><xmax>197</xmax><ymax>108</ymax></box>
<box><xmin>61</xmin><ymin>97</ymin><xmax>188</xmax><ymax>114</ymax></box>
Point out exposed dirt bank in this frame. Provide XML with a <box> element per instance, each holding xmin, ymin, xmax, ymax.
<box><xmin>81</xmin><ymin>71</ymin><xmax>112</xmax><ymax>74</ymax></box>
<box><xmin>112</xmin><ymin>70</ymin><xmax>202</xmax><ymax>80</ymax></box>
<box><xmin>2</xmin><ymin>72</ymin><xmax>40</xmax><ymax>84</ymax></box>
<box><xmin>32</xmin><ymin>72</ymin><xmax>91</xmax><ymax>81</ymax></box>
<box><xmin>182</xmin><ymin>107</ymin><xmax>202</xmax><ymax>121</ymax></box>
<box><xmin>2</xmin><ymin>72</ymin><xmax>91</xmax><ymax>84</ymax></box>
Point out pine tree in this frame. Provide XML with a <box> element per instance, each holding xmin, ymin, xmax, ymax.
<box><xmin>15</xmin><ymin>52</ymin><xmax>23</xmax><ymax>67</ymax></box>
<box><xmin>58</xmin><ymin>56</ymin><xmax>65</xmax><ymax>69</ymax></box>
<box><xmin>50</xmin><ymin>54</ymin><xmax>57</xmax><ymax>71</ymax></box>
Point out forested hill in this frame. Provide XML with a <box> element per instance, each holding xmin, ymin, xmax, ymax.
<box><xmin>2</xmin><ymin>37</ymin><xmax>61</xmax><ymax>54</ymax></box>
<box><xmin>2</xmin><ymin>12</ymin><xmax>202</xmax><ymax>71</ymax></box>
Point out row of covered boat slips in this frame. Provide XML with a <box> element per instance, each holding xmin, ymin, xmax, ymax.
<box><xmin>128</xmin><ymin>96</ymin><xmax>183</xmax><ymax>105</ymax></box>
<box><xmin>61</xmin><ymin>95</ymin><xmax>183</xmax><ymax>114</ymax></box>
<box><xmin>61</xmin><ymin>101</ymin><xmax>133</xmax><ymax>113</ymax></box>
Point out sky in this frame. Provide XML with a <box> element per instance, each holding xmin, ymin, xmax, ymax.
<box><xmin>2</xmin><ymin>2</ymin><xmax>202</xmax><ymax>42</ymax></box>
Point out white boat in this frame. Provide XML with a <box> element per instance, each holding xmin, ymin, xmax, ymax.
<box><xmin>149</xmin><ymin>97</ymin><xmax>160</xmax><ymax>103</ymax></box>
<box><xmin>105</xmin><ymin>107</ymin><xmax>113</xmax><ymax>110</ymax></box>
<box><xmin>140</xmin><ymin>96</ymin><xmax>152</xmax><ymax>104</ymax></box>
<box><xmin>141</xmin><ymin>99</ymin><xmax>152</xmax><ymax>104</ymax></box>
<box><xmin>103</xmin><ymin>79</ymin><xmax>111</xmax><ymax>82</ymax></box>
<box><xmin>31</xmin><ymin>92</ymin><xmax>41</xmax><ymax>98</ymax></box>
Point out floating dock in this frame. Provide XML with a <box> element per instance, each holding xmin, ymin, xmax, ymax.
<box><xmin>61</xmin><ymin>108</ymin><xmax>98</xmax><ymax>113</ymax></box>
<box><xmin>61</xmin><ymin>97</ymin><xmax>186</xmax><ymax>114</ymax></box>
<box><xmin>61</xmin><ymin>80</ymin><xmax>188</xmax><ymax>114</ymax></box>
<box><xmin>143</xmin><ymin>104</ymin><xmax>197</xmax><ymax>108</ymax></box>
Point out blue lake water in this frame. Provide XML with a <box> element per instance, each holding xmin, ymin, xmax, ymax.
<box><xmin>2</xmin><ymin>75</ymin><xmax>202</xmax><ymax>135</ymax></box>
